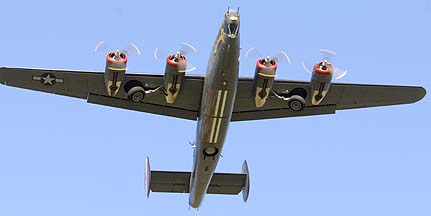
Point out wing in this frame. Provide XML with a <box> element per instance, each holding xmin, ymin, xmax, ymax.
<box><xmin>232</xmin><ymin>78</ymin><xmax>426</xmax><ymax>121</ymax></box>
<box><xmin>0</xmin><ymin>67</ymin><xmax>203</xmax><ymax>120</ymax></box>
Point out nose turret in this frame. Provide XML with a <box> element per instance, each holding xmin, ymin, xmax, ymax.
<box><xmin>224</xmin><ymin>9</ymin><xmax>240</xmax><ymax>38</ymax></box>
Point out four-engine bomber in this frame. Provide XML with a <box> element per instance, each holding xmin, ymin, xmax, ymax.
<box><xmin>0</xmin><ymin>8</ymin><xmax>426</xmax><ymax>209</ymax></box>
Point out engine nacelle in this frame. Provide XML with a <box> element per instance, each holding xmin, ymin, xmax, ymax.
<box><xmin>253</xmin><ymin>57</ymin><xmax>277</xmax><ymax>107</ymax></box>
<box><xmin>164</xmin><ymin>53</ymin><xmax>188</xmax><ymax>104</ymax></box>
<box><xmin>105</xmin><ymin>51</ymin><xmax>127</xmax><ymax>96</ymax></box>
<box><xmin>310</xmin><ymin>61</ymin><xmax>333</xmax><ymax>105</ymax></box>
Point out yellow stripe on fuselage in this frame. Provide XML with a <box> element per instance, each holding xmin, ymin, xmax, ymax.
<box><xmin>210</xmin><ymin>90</ymin><xmax>222</xmax><ymax>143</ymax></box>
<box><xmin>219</xmin><ymin>90</ymin><xmax>228</xmax><ymax>117</ymax></box>
<box><xmin>214</xmin><ymin>90</ymin><xmax>228</xmax><ymax>143</ymax></box>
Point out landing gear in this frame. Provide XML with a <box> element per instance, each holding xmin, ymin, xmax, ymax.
<box><xmin>288</xmin><ymin>95</ymin><xmax>306</xmax><ymax>111</ymax></box>
<box><xmin>272</xmin><ymin>90</ymin><xmax>307</xmax><ymax>111</ymax></box>
<box><xmin>127</xmin><ymin>86</ymin><xmax>146</xmax><ymax>103</ymax></box>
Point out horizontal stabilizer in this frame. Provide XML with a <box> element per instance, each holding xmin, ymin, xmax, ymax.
<box><xmin>149</xmin><ymin>171</ymin><xmax>247</xmax><ymax>195</ymax></box>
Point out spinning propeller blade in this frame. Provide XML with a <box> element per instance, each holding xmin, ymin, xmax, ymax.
<box><xmin>302</xmin><ymin>61</ymin><xmax>312</xmax><ymax>74</ymax></box>
<box><xmin>154</xmin><ymin>42</ymin><xmax>199</xmax><ymax>73</ymax></box>
<box><xmin>302</xmin><ymin>49</ymin><xmax>348</xmax><ymax>80</ymax></box>
<box><xmin>94</xmin><ymin>41</ymin><xmax>141</xmax><ymax>55</ymax></box>
<box><xmin>319</xmin><ymin>49</ymin><xmax>337</xmax><ymax>62</ymax></box>
<box><xmin>244</xmin><ymin>48</ymin><xmax>291</xmax><ymax>64</ymax></box>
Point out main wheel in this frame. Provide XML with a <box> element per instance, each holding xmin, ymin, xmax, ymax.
<box><xmin>288</xmin><ymin>95</ymin><xmax>306</xmax><ymax>111</ymax></box>
<box><xmin>127</xmin><ymin>86</ymin><xmax>146</xmax><ymax>103</ymax></box>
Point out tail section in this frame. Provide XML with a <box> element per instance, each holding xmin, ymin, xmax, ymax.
<box><xmin>145</xmin><ymin>158</ymin><xmax>250</xmax><ymax>201</ymax></box>
<box><xmin>241</xmin><ymin>160</ymin><xmax>250</xmax><ymax>202</ymax></box>
<box><xmin>145</xmin><ymin>157</ymin><xmax>151</xmax><ymax>198</ymax></box>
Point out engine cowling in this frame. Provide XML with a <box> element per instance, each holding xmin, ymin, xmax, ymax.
<box><xmin>310</xmin><ymin>60</ymin><xmax>333</xmax><ymax>105</ymax></box>
<box><xmin>105</xmin><ymin>51</ymin><xmax>127</xmax><ymax>96</ymax></box>
<box><xmin>164</xmin><ymin>53</ymin><xmax>188</xmax><ymax>104</ymax></box>
<box><xmin>252</xmin><ymin>57</ymin><xmax>277</xmax><ymax>108</ymax></box>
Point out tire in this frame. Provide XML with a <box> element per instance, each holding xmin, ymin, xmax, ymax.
<box><xmin>288</xmin><ymin>95</ymin><xmax>306</xmax><ymax>111</ymax></box>
<box><xmin>127</xmin><ymin>86</ymin><xmax>146</xmax><ymax>102</ymax></box>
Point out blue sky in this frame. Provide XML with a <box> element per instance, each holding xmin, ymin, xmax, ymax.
<box><xmin>0</xmin><ymin>0</ymin><xmax>430</xmax><ymax>215</ymax></box>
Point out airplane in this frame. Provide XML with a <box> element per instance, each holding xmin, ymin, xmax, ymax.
<box><xmin>0</xmin><ymin>9</ymin><xmax>426</xmax><ymax>208</ymax></box>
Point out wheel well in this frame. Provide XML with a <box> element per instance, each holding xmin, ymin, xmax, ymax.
<box><xmin>287</xmin><ymin>88</ymin><xmax>308</xmax><ymax>99</ymax></box>
<box><xmin>124</xmin><ymin>80</ymin><xmax>144</xmax><ymax>93</ymax></box>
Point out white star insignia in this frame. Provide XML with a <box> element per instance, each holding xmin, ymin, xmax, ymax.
<box><xmin>32</xmin><ymin>73</ymin><xmax>64</xmax><ymax>86</ymax></box>
<box><xmin>41</xmin><ymin>74</ymin><xmax>56</xmax><ymax>85</ymax></box>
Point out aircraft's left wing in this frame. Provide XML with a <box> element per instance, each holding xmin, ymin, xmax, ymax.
<box><xmin>232</xmin><ymin>77</ymin><xmax>426</xmax><ymax>121</ymax></box>
<box><xmin>0</xmin><ymin>67</ymin><xmax>203</xmax><ymax>120</ymax></box>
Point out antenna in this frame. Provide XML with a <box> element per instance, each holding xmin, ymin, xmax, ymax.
<box><xmin>188</xmin><ymin>141</ymin><xmax>196</xmax><ymax>148</ymax></box>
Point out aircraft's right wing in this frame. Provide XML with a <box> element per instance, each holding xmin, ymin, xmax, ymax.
<box><xmin>232</xmin><ymin>78</ymin><xmax>426</xmax><ymax>121</ymax></box>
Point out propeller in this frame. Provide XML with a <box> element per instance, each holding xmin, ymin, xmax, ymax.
<box><xmin>244</xmin><ymin>47</ymin><xmax>291</xmax><ymax>64</ymax></box>
<box><xmin>94</xmin><ymin>41</ymin><xmax>141</xmax><ymax>56</ymax></box>
<box><xmin>319</xmin><ymin>49</ymin><xmax>337</xmax><ymax>62</ymax></box>
<box><xmin>154</xmin><ymin>42</ymin><xmax>198</xmax><ymax>73</ymax></box>
<box><xmin>301</xmin><ymin>49</ymin><xmax>347</xmax><ymax>80</ymax></box>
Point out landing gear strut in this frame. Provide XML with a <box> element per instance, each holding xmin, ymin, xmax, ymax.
<box><xmin>272</xmin><ymin>91</ymin><xmax>306</xmax><ymax>111</ymax></box>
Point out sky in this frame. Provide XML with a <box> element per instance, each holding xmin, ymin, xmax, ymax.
<box><xmin>0</xmin><ymin>0</ymin><xmax>430</xmax><ymax>215</ymax></box>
